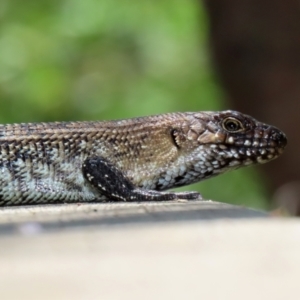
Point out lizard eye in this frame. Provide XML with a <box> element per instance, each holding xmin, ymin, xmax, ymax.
<box><xmin>222</xmin><ymin>117</ymin><xmax>244</xmax><ymax>133</ymax></box>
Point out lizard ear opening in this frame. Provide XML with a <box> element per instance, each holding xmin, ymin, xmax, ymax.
<box><xmin>170</xmin><ymin>128</ymin><xmax>182</xmax><ymax>149</ymax></box>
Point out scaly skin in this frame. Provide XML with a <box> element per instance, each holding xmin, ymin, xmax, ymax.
<box><xmin>0</xmin><ymin>111</ymin><xmax>287</xmax><ymax>205</ymax></box>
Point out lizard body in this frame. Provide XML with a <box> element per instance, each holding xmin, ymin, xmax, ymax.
<box><xmin>0</xmin><ymin>111</ymin><xmax>287</xmax><ymax>206</ymax></box>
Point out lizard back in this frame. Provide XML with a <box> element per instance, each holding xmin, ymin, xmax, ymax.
<box><xmin>0</xmin><ymin>111</ymin><xmax>287</xmax><ymax>205</ymax></box>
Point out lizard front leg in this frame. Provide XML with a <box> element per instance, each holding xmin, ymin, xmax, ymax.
<box><xmin>82</xmin><ymin>157</ymin><xmax>201</xmax><ymax>201</ymax></box>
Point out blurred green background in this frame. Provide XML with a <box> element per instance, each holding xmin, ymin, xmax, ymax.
<box><xmin>0</xmin><ymin>0</ymin><xmax>269</xmax><ymax>209</ymax></box>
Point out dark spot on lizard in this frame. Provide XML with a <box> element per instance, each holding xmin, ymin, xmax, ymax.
<box><xmin>108</xmin><ymin>138</ymin><xmax>117</xmax><ymax>145</ymax></box>
<box><xmin>140</xmin><ymin>134</ymin><xmax>148</xmax><ymax>141</ymax></box>
<box><xmin>174</xmin><ymin>175</ymin><xmax>185</xmax><ymax>183</ymax></box>
<box><xmin>127</xmin><ymin>143</ymin><xmax>141</xmax><ymax>155</ymax></box>
<box><xmin>204</xmin><ymin>170</ymin><xmax>213</xmax><ymax>177</ymax></box>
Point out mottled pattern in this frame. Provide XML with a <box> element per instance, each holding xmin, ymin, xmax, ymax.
<box><xmin>0</xmin><ymin>111</ymin><xmax>287</xmax><ymax>206</ymax></box>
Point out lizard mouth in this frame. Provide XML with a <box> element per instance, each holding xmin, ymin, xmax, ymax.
<box><xmin>207</xmin><ymin>134</ymin><xmax>287</xmax><ymax>168</ymax></box>
<box><xmin>220</xmin><ymin>126</ymin><xmax>287</xmax><ymax>165</ymax></box>
<box><xmin>208</xmin><ymin>145</ymin><xmax>282</xmax><ymax>168</ymax></box>
<box><xmin>234</xmin><ymin>146</ymin><xmax>283</xmax><ymax>165</ymax></box>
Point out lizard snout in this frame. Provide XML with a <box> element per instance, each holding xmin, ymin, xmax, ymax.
<box><xmin>269</xmin><ymin>128</ymin><xmax>287</xmax><ymax>149</ymax></box>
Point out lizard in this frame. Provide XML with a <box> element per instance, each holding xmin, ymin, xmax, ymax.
<box><xmin>0</xmin><ymin>110</ymin><xmax>287</xmax><ymax>206</ymax></box>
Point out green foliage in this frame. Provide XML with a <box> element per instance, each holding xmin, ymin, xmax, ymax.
<box><xmin>0</xmin><ymin>0</ymin><xmax>269</xmax><ymax>209</ymax></box>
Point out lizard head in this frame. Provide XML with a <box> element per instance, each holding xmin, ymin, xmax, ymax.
<box><xmin>168</xmin><ymin>110</ymin><xmax>287</xmax><ymax>186</ymax></box>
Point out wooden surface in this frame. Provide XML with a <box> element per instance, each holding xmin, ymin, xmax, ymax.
<box><xmin>0</xmin><ymin>200</ymin><xmax>299</xmax><ymax>300</ymax></box>
<box><xmin>0</xmin><ymin>200</ymin><xmax>265</xmax><ymax>234</ymax></box>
